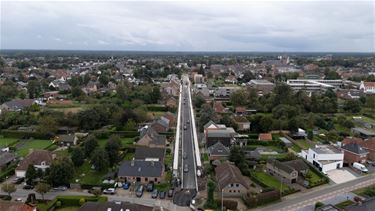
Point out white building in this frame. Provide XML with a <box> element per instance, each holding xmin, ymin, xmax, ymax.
<box><xmin>300</xmin><ymin>145</ymin><xmax>344</xmax><ymax>174</ymax></box>
<box><xmin>359</xmin><ymin>81</ymin><xmax>375</xmax><ymax>94</ymax></box>
<box><xmin>286</xmin><ymin>79</ymin><xmax>343</xmax><ymax>92</ymax></box>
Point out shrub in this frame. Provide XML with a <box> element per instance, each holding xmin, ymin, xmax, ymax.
<box><xmin>79</xmin><ymin>198</ymin><xmax>86</xmax><ymax>205</ymax></box>
<box><xmin>215</xmin><ymin>199</ymin><xmax>238</xmax><ymax>210</ymax></box>
<box><xmin>56</xmin><ymin>201</ymin><xmax>61</xmax><ymax>207</ymax></box>
<box><xmin>315</xmin><ymin>202</ymin><xmax>324</xmax><ymax>209</ymax></box>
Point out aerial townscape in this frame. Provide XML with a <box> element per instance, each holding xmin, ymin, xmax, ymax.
<box><xmin>0</xmin><ymin>1</ymin><xmax>374</xmax><ymax>211</ymax></box>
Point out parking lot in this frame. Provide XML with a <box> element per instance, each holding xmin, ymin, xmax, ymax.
<box><xmin>326</xmin><ymin>168</ymin><xmax>358</xmax><ymax>184</ymax></box>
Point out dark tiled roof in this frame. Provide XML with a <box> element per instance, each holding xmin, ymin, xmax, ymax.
<box><xmin>118</xmin><ymin>160</ymin><xmax>163</xmax><ymax>178</ymax></box>
<box><xmin>55</xmin><ymin>134</ymin><xmax>75</xmax><ymax>143</ymax></box>
<box><xmin>215</xmin><ymin>163</ymin><xmax>249</xmax><ymax>190</ymax></box>
<box><xmin>267</xmin><ymin>159</ymin><xmax>296</xmax><ymax>174</ymax></box>
<box><xmin>79</xmin><ymin>201</ymin><xmax>153</xmax><ymax>211</ymax></box>
<box><xmin>0</xmin><ymin>151</ymin><xmax>16</xmax><ymax>167</ymax></box>
<box><xmin>2</xmin><ymin>99</ymin><xmax>35</xmax><ymax>110</ymax></box>
<box><xmin>283</xmin><ymin>159</ymin><xmax>309</xmax><ymax>172</ymax></box>
<box><xmin>134</xmin><ymin>147</ymin><xmax>165</xmax><ymax>162</ymax></box>
<box><xmin>342</xmin><ymin>143</ymin><xmax>369</xmax><ymax>155</ymax></box>
<box><xmin>207</xmin><ymin>142</ymin><xmax>230</xmax><ymax>156</ymax></box>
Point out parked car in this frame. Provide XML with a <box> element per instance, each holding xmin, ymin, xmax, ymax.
<box><xmin>23</xmin><ymin>185</ymin><xmax>34</xmax><ymax>190</ymax></box>
<box><xmin>53</xmin><ymin>186</ymin><xmax>67</xmax><ymax>191</ymax></box>
<box><xmin>146</xmin><ymin>183</ymin><xmax>154</xmax><ymax>192</ymax></box>
<box><xmin>168</xmin><ymin>188</ymin><xmax>174</xmax><ymax>197</ymax></box>
<box><xmin>122</xmin><ymin>182</ymin><xmax>130</xmax><ymax>190</ymax></box>
<box><xmin>103</xmin><ymin>188</ymin><xmax>116</xmax><ymax>195</ymax></box>
<box><xmin>151</xmin><ymin>189</ymin><xmax>158</xmax><ymax>198</ymax></box>
<box><xmin>159</xmin><ymin>191</ymin><xmax>166</xmax><ymax>199</ymax></box>
<box><xmin>136</xmin><ymin>185</ymin><xmax>144</xmax><ymax>197</ymax></box>
<box><xmin>12</xmin><ymin>177</ymin><xmax>24</xmax><ymax>184</ymax></box>
<box><xmin>89</xmin><ymin>187</ymin><xmax>102</xmax><ymax>194</ymax></box>
<box><xmin>353</xmin><ymin>162</ymin><xmax>368</xmax><ymax>173</ymax></box>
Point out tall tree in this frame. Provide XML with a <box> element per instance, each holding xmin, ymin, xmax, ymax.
<box><xmin>105</xmin><ymin>135</ymin><xmax>122</xmax><ymax>167</ymax></box>
<box><xmin>37</xmin><ymin>116</ymin><xmax>58</xmax><ymax>136</ymax></box>
<box><xmin>84</xmin><ymin>135</ymin><xmax>99</xmax><ymax>157</ymax></box>
<box><xmin>48</xmin><ymin>157</ymin><xmax>75</xmax><ymax>186</ymax></box>
<box><xmin>25</xmin><ymin>164</ymin><xmax>37</xmax><ymax>184</ymax></box>
<box><xmin>71</xmin><ymin>147</ymin><xmax>85</xmax><ymax>167</ymax></box>
<box><xmin>27</xmin><ymin>80</ymin><xmax>42</xmax><ymax>98</ymax></box>
<box><xmin>1</xmin><ymin>183</ymin><xmax>16</xmax><ymax>196</ymax></box>
<box><xmin>91</xmin><ymin>148</ymin><xmax>109</xmax><ymax>172</ymax></box>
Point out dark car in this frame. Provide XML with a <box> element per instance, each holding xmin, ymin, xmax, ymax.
<box><xmin>122</xmin><ymin>182</ymin><xmax>130</xmax><ymax>190</ymax></box>
<box><xmin>146</xmin><ymin>183</ymin><xmax>154</xmax><ymax>192</ymax></box>
<box><xmin>151</xmin><ymin>189</ymin><xmax>158</xmax><ymax>198</ymax></box>
<box><xmin>23</xmin><ymin>184</ymin><xmax>34</xmax><ymax>190</ymax></box>
<box><xmin>168</xmin><ymin>188</ymin><xmax>174</xmax><ymax>197</ymax></box>
<box><xmin>159</xmin><ymin>191</ymin><xmax>166</xmax><ymax>199</ymax></box>
<box><xmin>135</xmin><ymin>185</ymin><xmax>144</xmax><ymax>197</ymax></box>
<box><xmin>12</xmin><ymin>177</ymin><xmax>24</xmax><ymax>184</ymax></box>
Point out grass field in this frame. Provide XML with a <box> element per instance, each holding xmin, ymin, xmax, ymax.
<box><xmin>290</xmin><ymin>144</ymin><xmax>302</xmax><ymax>153</ymax></box>
<box><xmin>72</xmin><ymin>161</ymin><xmax>106</xmax><ymax>185</ymax></box>
<box><xmin>253</xmin><ymin>171</ymin><xmax>291</xmax><ymax>192</ymax></box>
<box><xmin>293</xmin><ymin>139</ymin><xmax>314</xmax><ymax>150</ymax></box>
<box><xmin>0</xmin><ymin>136</ymin><xmax>19</xmax><ymax>147</ymax></box>
<box><xmin>121</xmin><ymin>138</ymin><xmax>134</xmax><ymax>147</ymax></box>
<box><xmin>16</xmin><ymin>139</ymin><xmax>53</xmax><ymax>157</ymax></box>
<box><xmin>306</xmin><ymin>169</ymin><xmax>324</xmax><ymax>186</ymax></box>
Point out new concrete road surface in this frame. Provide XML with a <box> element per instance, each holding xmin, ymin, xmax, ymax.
<box><xmin>255</xmin><ymin>173</ymin><xmax>375</xmax><ymax>211</ymax></box>
<box><xmin>181</xmin><ymin>79</ymin><xmax>198</xmax><ymax>190</ymax></box>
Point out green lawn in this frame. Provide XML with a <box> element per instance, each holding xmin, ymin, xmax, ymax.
<box><xmin>290</xmin><ymin>144</ymin><xmax>302</xmax><ymax>153</ymax></box>
<box><xmin>0</xmin><ymin>136</ymin><xmax>18</xmax><ymax>147</ymax></box>
<box><xmin>353</xmin><ymin>184</ymin><xmax>375</xmax><ymax>197</ymax></box>
<box><xmin>72</xmin><ymin>161</ymin><xmax>107</xmax><ymax>185</ymax></box>
<box><xmin>293</xmin><ymin>139</ymin><xmax>314</xmax><ymax>150</ymax></box>
<box><xmin>253</xmin><ymin>171</ymin><xmax>291</xmax><ymax>191</ymax></box>
<box><xmin>306</xmin><ymin>170</ymin><xmax>324</xmax><ymax>186</ymax></box>
<box><xmin>121</xmin><ymin>138</ymin><xmax>134</xmax><ymax>147</ymax></box>
<box><xmin>123</xmin><ymin>152</ymin><xmax>135</xmax><ymax>161</ymax></box>
<box><xmin>16</xmin><ymin>139</ymin><xmax>53</xmax><ymax>157</ymax></box>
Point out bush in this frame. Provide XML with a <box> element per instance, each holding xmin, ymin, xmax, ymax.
<box><xmin>0</xmin><ymin>164</ymin><xmax>17</xmax><ymax>182</ymax></box>
<box><xmin>315</xmin><ymin>201</ymin><xmax>324</xmax><ymax>208</ymax></box>
<box><xmin>79</xmin><ymin>198</ymin><xmax>86</xmax><ymax>205</ymax></box>
<box><xmin>56</xmin><ymin>201</ymin><xmax>61</xmax><ymax>207</ymax></box>
<box><xmin>1</xmin><ymin>130</ymin><xmax>50</xmax><ymax>139</ymax></box>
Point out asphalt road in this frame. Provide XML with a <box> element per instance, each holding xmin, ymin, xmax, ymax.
<box><xmin>255</xmin><ymin>173</ymin><xmax>375</xmax><ymax>211</ymax></box>
<box><xmin>181</xmin><ymin>80</ymin><xmax>197</xmax><ymax>190</ymax></box>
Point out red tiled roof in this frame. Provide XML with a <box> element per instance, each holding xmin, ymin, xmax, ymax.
<box><xmin>364</xmin><ymin>82</ymin><xmax>375</xmax><ymax>87</ymax></box>
<box><xmin>258</xmin><ymin>133</ymin><xmax>272</xmax><ymax>141</ymax></box>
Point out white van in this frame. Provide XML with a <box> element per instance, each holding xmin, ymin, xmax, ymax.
<box><xmin>353</xmin><ymin>162</ymin><xmax>368</xmax><ymax>173</ymax></box>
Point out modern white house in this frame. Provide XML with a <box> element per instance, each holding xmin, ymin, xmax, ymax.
<box><xmin>300</xmin><ymin>145</ymin><xmax>344</xmax><ymax>174</ymax></box>
<box><xmin>359</xmin><ymin>81</ymin><xmax>375</xmax><ymax>94</ymax></box>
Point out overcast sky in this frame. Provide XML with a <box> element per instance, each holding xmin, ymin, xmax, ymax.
<box><xmin>1</xmin><ymin>0</ymin><xmax>374</xmax><ymax>52</ymax></box>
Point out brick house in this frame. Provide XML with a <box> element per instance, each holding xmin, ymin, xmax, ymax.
<box><xmin>343</xmin><ymin>137</ymin><xmax>375</xmax><ymax>161</ymax></box>
<box><xmin>15</xmin><ymin>150</ymin><xmax>55</xmax><ymax>178</ymax></box>
<box><xmin>341</xmin><ymin>143</ymin><xmax>368</xmax><ymax>165</ymax></box>
<box><xmin>117</xmin><ymin>160</ymin><xmax>164</xmax><ymax>184</ymax></box>
<box><xmin>215</xmin><ymin>163</ymin><xmax>249</xmax><ymax>197</ymax></box>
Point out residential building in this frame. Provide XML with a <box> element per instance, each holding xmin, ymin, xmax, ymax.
<box><xmin>0</xmin><ymin>99</ymin><xmax>36</xmax><ymax>113</ymax></box>
<box><xmin>204</xmin><ymin>120</ymin><xmax>237</xmax><ymax>147</ymax></box>
<box><xmin>301</xmin><ymin>145</ymin><xmax>344</xmax><ymax>174</ymax></box>
<box><xmin>344</xmin><ymin>197</ymin><xmax>375</xmax><ymax>211</ymax></box>
<box><xmin>215</xmin><ymin>163</ymin><xmax>249</xmax><ymax>197</ymax></box>
<box><xmin>0</xmin><ymin>151</ymin><xmax>16</xmax><ymax>170</ymax></box>
<box><xmin>286</xmin><ymin>79</ymin><xmax>343</xmax><ymax>92</ymax></box>
<box><xmin>341</xmin><ymin>143</ymin><xmax>368</xmax><ymax>165</ymax></box>
<box><xmin>15</xmin><ymin>150</ymin><xmax>55</xmax><ymax>178</ymax></box>
<box><xmin>266</xmin><ymin>159</ymin><xmax>298</xmax><ymax>184</ymax></box>
<box><xmin>117</xmin><ymin>160</ymin><xmax>164</xmax><ymax>184</ymax></box>
<box><xmin>151</xmin><ymin>117</ymin><xmax>170</xmax><ymax>133</ymax></box>
<box><xmin>54</xmin><ymin>134</ymin><xmax>78</xmax><ymax>146</ymax></box>
<box><xmin>207</xmin><ymin>141</ymin><xmax>230</xmax><ymax>160</ymax></box>
<box><xmin>134</xmin><ymin>147</ymin><xmax>165</xmax><ymax>162</ymax></box>
<box><xmin>193</xmin><ymin>83</ymin><xmax>210</xmax><ymax>98</ymax></box>
<box><xmin>213</xmin><ymin>101</ymin><xmax>226</xmax><ymax>113</ymax></box>
<box><xmin>79</xmin><ymin>201</ymin><xmax>153</xmax><ymax>211</ymax></box>
<box><xmin>137</xmin><ymin>127</ymin><xmax>166</xmax><ymax>148</ymax></box>
<box><xmin>165</xmin><ymin>97</ymin><xmax>177</xmax><ymax>109</ymax></box>
<box><xmin>194</xmin><ymin>74</ymin><xmax>204</xmax><ymax>83</ymax></box>
<box><xmin>316</xmin><ymin>204</ymin><xmax>340</xmax><ymax>211</ymax></box>
<box><xmin>233</xmin><ymin>116</ymin><xmax>250</xmax><ymax>131</ymax></box>
<box><xmin>351</xmin><ymin>128</ymin><xmax>375</xmax><ymax>139</ymax></box>
<box><xmin>214</xmin><ymin>87</ymin><xmax>241</xmax><ymax>98</ymax></box>
<box><xmin>163</xmin><ymin>112</ymin><xmax>176</xmax><ymax>126</ymax></box>
<box><xmin>342</xmin><ymin>137</ymin><xmax>375</xmax><ymax>161</ymax></box>
<box><xmin>359</xmin><ymin>81</ymin><xmax>375</xmax><ymax>94</ymax></box>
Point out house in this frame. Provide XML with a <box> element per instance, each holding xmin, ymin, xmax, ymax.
<box><xmin>342</xmin><ymin>137</ymin><xmax>375</xmax><ymax>161</ymax></box>
<box><xmin>341</xmin><ymin>143</ymin><xmax>368</xmax><ymax>165</ymax></box>
<box><xmin>215</xmin><ymin>163</ymin><xmax>249</xmax><ymax>197</ymax></box>
<box><xmin>137</xmin><ymin>127</ymin><xmax>166</xmax><ymax>148</ymax></box>
<box><xmin>248</xmin><ymin>80</ymin><xmax>275</xmax><ymax>95</ymax></box>
<box><xmin>291</xmin><ymin>128</ymin><xmax>307</xmax><ymax>139</ymax></box>
<box><xmin>235</xmin><ymin>106</ymin><xmax>247</xmax><ymax>115</ymax></box>
<box><xmin>225</xmin><ymin>75</ymin><xmax>237</xmax><ymax>84</ymax></box>
<box><xmin>266</xmin><ymin>159</ymin><xmax>298</xmax><ymax>184</ymax></box>
<box><xmin>165</xmin><ymin>97</ymin><xmax>177</xmax><ymax>109</ymax></box>
<box><xmin>359</xmin><ymin>81</ymin><xmax>375</xmax><ymax>94</ymax></box>
<box><xmin>301</xmin><ymin>145</ymin><xmax>344</xmax><ymax>174</ymax></box>
<box><xmin>134</xmin><ymin>147</ymin><xmax>165</xmax><ymax>162</ymax></box>
<box><xmin>214</xmin><ymin>87</ymin><xmax>241</xmax><ymax>98</ymax></box>
<box><xmin>163</xmin><ymin>112</ymin><xmax>176</xmax><ymax>127</ymax></box>
<box><xmin>0</xmin><ymin>201</ymin><xmax>36</xmax><ymax>211</ymax></box>
<box><xmin>151</xmin><ymin>117</ymin><xmax>170</xmax><ymax>133</ymax></box>
<box><xmin>258</xmin><ymin>133</ymin><xmax>273</xmax><ymax>141</ymax></box>
<box><xmin>232</xmin><ymin>116</ymin><xmax>250</xmax><ymax>131</ymax></box>
<box><xmin>194</xmin><ymin>74</ymin><xmax>204</xmax><ymax>83</ymax></box>
<box><xmin>207</xmin><ymin>142</ymin><xmax>230</xmax><ymax>160</ymax></box>
<box><xmin>161</xmin><ymin>80</ymin><xmax>180</xmax><ymax>97</ymax></box>
<box><xmin>0</xmin><ymin>151</ymin><xmax>16</xmax><ymax>170</ymax></box>
<box><xmin>0</xmin><ymin>99</ymin><xmax>35</xmax><ymax>113</ymax></box>
<box><xmin>345</xmin><ymin>197</ymin><xmax>375</xmax><ymax>211</ymax></box>
<box><xmin>79</xmin><ymin>201</ymin><xmax>153</xmax><ymax>211</ymax></box>
<box><xmin>316</xmin><ymin>204</ymin><xmax>340</xmax><ymax>211</ymax></box>
<box><xmin>351</xmin><ymin>128</ymin><xmax>375</xmax><ymax>139</ymax></box>
<box><xmin>193</xmin><ymin>83</ymin><xmax>210</xmax><ymax>98</ymax></box>
<box><xmin>15</xmin><ymin>150</ymin><xmax>55</xmax><ymax>178</ymax></box>
<box><xmin>54</xmin><ymin>134</ymin><xmax>78</xmax><ymax>146</ymax></box>
<box><xmin>213</xmin><ymin>101</ymin><xmax>226</xmax><ymax>113</ymax></box>
<box><xmin>82</xmin><ymin>81</ymin><xmax>98</xmax><ymax>95</ymax></box>
<box><xmin>204</xmin><ymin>120</ymin><xmax>237</xmax><ymax>147</ymax></box>
<box><xmin>117</xmin><ymin>160</ymin><xmax>164</xmax><ymax>184</ymax></box>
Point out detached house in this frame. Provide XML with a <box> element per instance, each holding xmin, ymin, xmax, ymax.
<box><xmin>118</xmin><ymin>160</ymin><xmax>164</xmax><ymax>184</ymax></box>
<box><xmin>137</xmin><ymin>127</ymin><xmax>166</xmax><ymax>148</ymax></box>
<box><xmin>343</xmin><ymin>137</ymin><xmax>375</xmax><ymax>161</ymax></box>
<box><xmin>0</xmin><ymin>99</ymin><xmax>36</xmax><ymax>113</ymax></box>
<box><xmin>359</xmin><ymin>81</ymin><xmax>375</xmax><ymax>94</ymax></box>
<box><xmin>204</xmin><ymin>120</ymin><xmax>237</xmax><ymax>147</ymax></box>
<box><xmin>215</xmin><ymin>163</ymin><xmax>249</xmax><ymax>197</ymax></box>
<box><xmin>233</xmin><ymin>116</ymin><xmax>250</xmax><ymax>131</ymax></box>
<box><xmin>151</xmin><ymin>117</ymin><xmax>170</xmax><ymax>133</ymax></box>
<box><xmin>15</xmin><ymin>150</ymin><xmax>55</xmax><ymax>178</ymax></box>
<box><xmin>341</xmin><ymin>143</ymin><xmax>368</xmax><ymax>165</ymax></box>
<box><xmin>266</xmin><ymin>159</ymin><xmax>309</xmax><ymax>184</ymax></box>
<box><xmin>301</xmin><ymin>145</ymin><xmax>344</xmax><ymax>174</ymax></box>
<box><xmin>54</xmin><ymin>134</ymin><xmax>78</xmax><ymax>146</ymax></box>
<box><xmin>207</xmin><ymin>142</ymin><xmax>230</xmax><ymax>160</ymax></box>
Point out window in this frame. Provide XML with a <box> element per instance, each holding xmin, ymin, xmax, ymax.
<box><xmin>313</xmin><ymin>154</ymin><xmax>315</xmax><ymax>159</ymax></box>
<box><xmin>145</xmin><ymin>178</ymin><xmax>148</xmax><ymax>182</ymax></box>
<box><xmin>236</xmin><ymin>184</ymin><xmax>239</xmax><ymax>187</ymax></box>
<box><xmin>229</xmin><ymin>190</ymin><xmax>232</xmax><ymax>193</ymax></box>
<box><xmin>154</xmin><ymin>178</ymin><xmax>157</xmax><ymax>182</ymax></box>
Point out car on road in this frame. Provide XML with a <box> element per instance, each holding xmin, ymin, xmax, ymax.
<box><xmin>122</xmin><ymin>182</ymin><xmax>130</xmax><ymax>190</ymax></box>
<box><xmin>12</xmin><ymin>177</ymin><xmax>24</xmax><ymax>184</ymax></box>
<box><xmin>184</xmin><ymin>164</ymin><xmax>189</xmax><ymax>173</ymax></box>
<box><xmin>53</xmin><ymin>186</ymin><xmax>67</xmax><ymax>191</ymax></box>
<box><xmin>168</xmin><ymin>188</ymin><xmax>174</xmax><ymax>197</ymax></box>
<box><xmin>187</xmin><ymin>120</ymin><xmax>190</xmax><ymax>124</ymax></box>
<box><xmin>136</xmin><ymin>185</ymin><xmax>144</xmax><ymax>197</ymax></box>
<box><xmin>103</xmin><ymin>188</ymin><xmax>116</xmax><ymax>195</ymax></box>
<box><xmin>23</xmin><ymin>184</ymin><xmax>34</xmax><ymax>190</ymax></box>
<box><xmin>151</xmin><ymin>189</ymin><xmax>158</xmax><ymax>198</ymax></box>
<box><xmin>183</xmin><ymin>152</ymin><xmax>187</xmax><ymax>159</ymax></box>
<box><xmin>146</xmin><ymin>183</ymin><xmax>154</xmax><ymax>192</ymax></box>
<box><xmin>184</xmin><ymin>125</ymin><xmax>187</xmax><ymax>130</ymax></box>
<box><xmin>159</xmin><ymin>191</ymin><xmax>166</xmax><ymax>199</ymax></box>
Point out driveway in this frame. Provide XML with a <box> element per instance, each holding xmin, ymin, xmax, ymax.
<box><xmin>326</xmin><ymin>168</ymin><xmax>358</xmax><ymax>184</ymax></box>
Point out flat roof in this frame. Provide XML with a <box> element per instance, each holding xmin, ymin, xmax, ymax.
<box><xmin>312</xmin><ymin>145</ymin><xmax>342</xmax><ymax>154</ymax></box>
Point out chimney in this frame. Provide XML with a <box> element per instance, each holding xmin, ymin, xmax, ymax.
<box><xmin>131</xmin><ymin>160</ymin><xmax>135</xmax><ymax>166</ymax></box>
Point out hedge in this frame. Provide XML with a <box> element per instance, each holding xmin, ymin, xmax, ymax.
<box><xmin>1</xmin><ymin>130</ymin><xmax>51</xmax><ymax>139</ymax></box>
<box><xmin>37</xmin><ymin>195</ymin><xmax>108</xmax><ymax>211</ymax></box>
<box><xmin>215</xmin><ymin>199</ymin><xmax>238</xmax><ymax>210</ymax></box>
<box><xmin>92</xmin><ymin>130</ymin><xmax>138</xmax><ymax>139</ymax></box>
<box><xmin>146</xmin><ymin>105</ymin><xmax>168</xmax><ymax>112</ymax></box>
